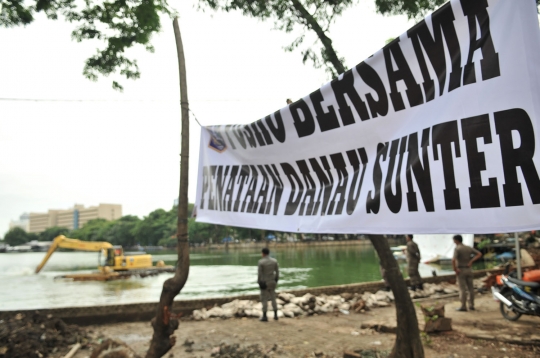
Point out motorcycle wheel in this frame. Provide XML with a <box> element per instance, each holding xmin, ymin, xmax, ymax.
<box><xmin>500</xmin><ymin>298</ymin><xmax>522</xmax><ymax>321</ymax></box>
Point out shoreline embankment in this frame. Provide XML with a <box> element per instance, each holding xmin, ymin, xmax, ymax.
<box><xmin>188</xmin><ymin>237</ymin><xmax>404</xmax><ymax>251</ymax></box>
<box><xmin>0</xmin><ymin>268</ymin><xmax>501</xmax><ymax>326</ymax></box>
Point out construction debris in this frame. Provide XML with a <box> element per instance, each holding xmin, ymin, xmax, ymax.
<box><xmin>210</xmin><ymin>343</ymin><xmax>278</xmax><ymax>357</ymax></box>
<box><xmin>0</xmin><ymin>311</ymin><xmax>89</xmax><ymax>358</ymax></box>
<box><xmin>191</xmin><ymin>281</ymin><xmax>483</xmax><ymax>320</ymax></box>
<box><xmin>89</xmin><ymin>339</ymin><xmax>139</xmax><ymax>358</ymax></box>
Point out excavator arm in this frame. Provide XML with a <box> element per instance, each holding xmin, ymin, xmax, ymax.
<box><xmin>35</xmin><ymin>235</ymin><xmax>113</xmax><ymax>273</ymax></box>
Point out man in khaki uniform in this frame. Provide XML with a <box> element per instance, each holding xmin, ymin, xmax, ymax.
<box><xmin>406</xmin><ymin>234</ymin><xmax>423</xmax><ymax>290</ymax></box>
<box><xmin>452</xmin><ymin>235</ymin><xmax>482</xmax><ymax>311</ymax></box>
<box><xmin>258</xmin><ymin>248</ymin><xmax>279</xmax><ymax>322</ymax></box>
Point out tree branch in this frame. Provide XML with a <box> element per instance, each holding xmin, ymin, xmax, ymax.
<box><xmin>289</xmin><ymin>0</ymin><xmax>346</xmax><ymax>75</ymax></box>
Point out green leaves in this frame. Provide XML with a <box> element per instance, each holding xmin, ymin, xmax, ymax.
<box><xmin>132</xmin><ymin>208</ymin><xmax>177</xmax><ymax>246</ymax></box>
<box><xmin>4</xmin><ymin>227</ymin><xmax>31</xmax><ymax>246</ymax></box>
<box><xmin>69</xmin><ymin>0</ymin><xmax>171</xmax><ymax>90</ymax></box>
<box><xmin>0</xmin><ymin>0</ymin><xmax>35</xmax><ymax>27</ymax></box>
<box><xmin>102</xmin><ymin>215</ymin><xmax>140</xmax><ymax>247</ymax></box>
<box><xmin>1</xmin><ymin>0</ymin><xmax>173</xmax><ymax>90</ymax></box>
<box><xmin>2</xmin><ymin>204</ymin><xmax>281</xmax><ymax>248</ymax></box>
<box><xmin>71</xmin><ymin>218</ymin><xmax>113</xmax><ymax>242</ymax></box>
<box><xmin>38</xmin><ymin>226</ymin><xmax>70</xmax><ymax>242</ymax></box>
<box><xmin>374</xmin><ymin>0</ymin><xmax>447</xmax><ymax>20</ymax></box>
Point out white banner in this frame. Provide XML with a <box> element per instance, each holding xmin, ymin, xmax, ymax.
<box><xmin>195</xmin><ymin>0</ymin><xmax>540</xmax><ymax>234</ymax></box>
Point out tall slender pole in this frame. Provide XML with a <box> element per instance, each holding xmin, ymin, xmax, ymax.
<box><xmin>515</xmin><ymin>232</ymin><xmax>521</xmax><ymax>279</ymax></box>
<box><xmin>173</xmin><ymin>17</ymin><xmax>190</xmax><ymax>282</ymax></box>
<box><xmin>146</xmin><ymin>17</ymin><xmax>190</xmax><ymax>358</ymax></box>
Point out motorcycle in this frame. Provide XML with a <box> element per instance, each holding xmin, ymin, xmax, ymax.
<box><xmin>492</xmin><ymin>274</ymin><xmax>540</xmax><ymax>321</ymax></box>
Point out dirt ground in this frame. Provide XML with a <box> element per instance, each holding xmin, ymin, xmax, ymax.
<box><xmin>71</xmin><ymin>294</ymin><xmax>540</xmax><ymax>358</ymax></box>
<box><xmin>0</xmin><ymin>311</ymin><xmax>89</xmax><ymax>358</ymax></box>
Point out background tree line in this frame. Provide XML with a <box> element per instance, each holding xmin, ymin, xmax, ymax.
<box><xmin>3</xmin><ymin>203</ymin><xmax>349</xmax><ymax>247</ymax></box>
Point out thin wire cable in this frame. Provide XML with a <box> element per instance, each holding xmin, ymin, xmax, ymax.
<box><xmin>189</xmin><ymin>109</ymin><xmax>203</xmax><ymax>127</ymax></box>
<box><xmin>0</xmin><ymin>98</ymin><xmax>170</xmax><ymax>102</ymax></box>
<box><xmin>0</xmin><ymin>97</ymin><xmax>282</xmax><ymax>103</ymax></box>
<box><xmin>0</xmin><ymin>98</ymin><xmax>205</xmax><ymax>126</ymax></box>
<box><xmin>181</xmin><ymin>101</ymin><xmax>203</xmax><ymax>127</ymax></box>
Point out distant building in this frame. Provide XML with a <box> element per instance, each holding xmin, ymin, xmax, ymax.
<box><xmin>28</xmin><ymin>204</ymin><xmax>122</xmax><ymax>233</ymax></box>
<box><xmin>9</xmin><ymin>213</ymin><xmax>30</xmax><ymax>232</ymax></box>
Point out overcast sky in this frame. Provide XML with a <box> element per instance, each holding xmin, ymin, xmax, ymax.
<box><xmin>0</xmin><ymin>0</ymin><xmax>416</xmax><ymax>236</ymax></box>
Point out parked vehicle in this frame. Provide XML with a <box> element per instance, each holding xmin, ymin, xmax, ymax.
<box><xmin>493</xmin><ymin>271</ymin><xmax>540</xmax><ymax>321</ymax></box>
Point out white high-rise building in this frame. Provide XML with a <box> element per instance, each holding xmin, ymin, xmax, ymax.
<box><xmin>9</xmin><ymin>213</ymin><xmax>30</xmax><ymax>232</ymax></box>
<box><xmin>27</xmin><ymin>204</ymin><xmax>122</xmax><ymax>233</ymax></box>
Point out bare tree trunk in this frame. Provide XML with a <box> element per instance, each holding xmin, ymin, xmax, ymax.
<box><xmin>146</xmin><ymin>17</ymin><xmax>190</xmax><ymax>358</ymax></box>
<box><xmin>261</xmin><ymin>230</ymin><xmax>266</xmax><ymax>243</ymax></box>
<box><xmin>369</xmin><ymin>235</ymin><xmax>424</xmax><ymax>358</ymax></box>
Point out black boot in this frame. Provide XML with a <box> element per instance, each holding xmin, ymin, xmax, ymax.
<box><xmin>260</xmin><ymin>312</ymin><xmax>268</xmax><ymax>322</ymax></box>
<box><xmin>274</xmin><ymin>311</ymin><xmax>278</xmax><ymax>321</ymax></box>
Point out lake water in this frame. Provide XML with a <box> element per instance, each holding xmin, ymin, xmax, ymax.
<box><xmin>0</xmin><ymin>244</ymin><xmax>479</xmax><ymax>310</ymax></box>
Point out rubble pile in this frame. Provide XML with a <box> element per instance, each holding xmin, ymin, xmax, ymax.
<box><xmin>210</xmin><ymin>343</ymin><xmax>277</xmax><ymax>358</ymax></box>
<box><xmin>0</xmin><ymin>312</ymin><xmax>89</xmax><ymax>358</ymax></box>
<box><xmin>89</xmin><ymin>339</ymin><xmax>139</xmax><ymax>358</ymax></box>
<box><xmin>344</xmin><ymin>350</ymin><xmax>389</xmax><ymax>358</ymax></box>
<box><xmin>192</xmin><ymin>280</ymin><xmax>484</xmax><ymax>320</ymax></box>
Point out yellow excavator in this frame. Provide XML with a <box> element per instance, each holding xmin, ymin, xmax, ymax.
<box><xmin>35</xmin><ymin>235</ymin><xmax>173</xmax><ymax>281</ymax></box>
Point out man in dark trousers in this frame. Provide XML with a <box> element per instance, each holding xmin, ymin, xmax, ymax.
<box><xmin>406</xmin><ymin>234</ymin><xmax>423</xmax><ymax>290</ymax></box>
<box><xmin>452</xmin><ymin>235</ymin><xmax>482</xmax><ymax>311</ymax></box>
<box><xmin>258</xmin><ymin>248</ymin><xmax>279</xmax><ymax>322</ymax></box>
